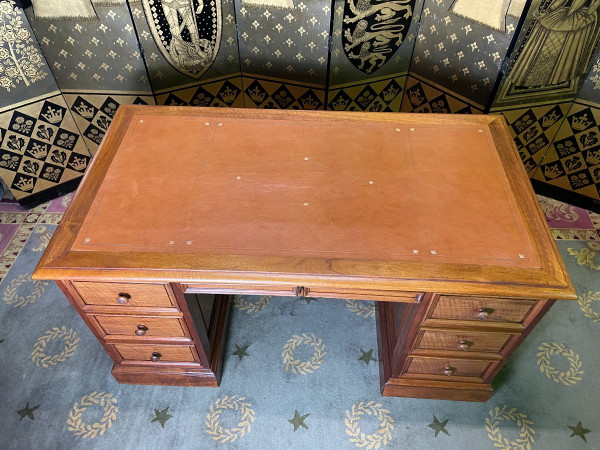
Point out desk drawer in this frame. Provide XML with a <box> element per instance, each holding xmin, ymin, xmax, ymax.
<box><xmin>405</xmin><ymin>357</ymin><xmax>493</xmax><ymax>379</ymax></box>
<box><xmin>186</xmin><ymin>283</ymin><xmax>424</xmax><ymax>303</ymax></box>
<box><xmin>414</xmin><ymin>330</ymin><xmax>513</xmax><ymax>354</ymax></box>
<box><xmin>305</xmin><ymin>287</ymin><xmax>424</xmax><ymax>303</ymax></box>
<box><xmin>73</xmin><ymin>282</ymin><xmax>175</xmax><ymax>308</ymax></box>
<box><xmin>95</xmin><ymin>315</ymin><xmax>187</xmax><ymax>338</ymax></box>
<box><xmin>113</xmin><ymin>344</ymin><xmax>196</xmax><ymax>362</ymax></box>
<box><xmin>185</xmin><ymin>283</ymin><xmax>299</xmax><ymax>297</ymax></box>
<box><xmin>428</xmin><ymin>296</ymin><xmax>535</xmax><ymax>323</ymax></box>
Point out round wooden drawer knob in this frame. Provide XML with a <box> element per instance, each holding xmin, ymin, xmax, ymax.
<box><xmin>458</xmin><ymin>341</ymin><xmax>471</xmax><ymax>351</ymax></box>
<box><xmin>135</xmin><ymin>325</ymin><xmax>148</xmax><ymax>336</ymax></box>
<box><xmin>150</xmin><ymin>352</ymin><xmax>161</xmax><ymax>362</ymax></box>
<box><xmin>477</xmin><ymin>308</ymin><xmax>490</xmax><ymax>320</ymax></box>
<box><xmin>443</xmin><ymin>366</ymin><xmax>456</xmax><ymax>377</ymax></box>
<box><xmin>115</xmin><ymin>293</ymin><xmax>131</xmax><ymax>305</ymax></box>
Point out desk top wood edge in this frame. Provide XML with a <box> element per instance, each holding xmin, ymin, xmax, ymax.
<box><xmin>32</xmin><ymin>106</ymin><xmax>576</xmax><ymax>300</ymax></box>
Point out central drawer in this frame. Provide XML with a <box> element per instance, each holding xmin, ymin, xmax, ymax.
<box><xmin>95</xmin><ymin>315</ymin><xmax>187</xmax><ymax>338</ymax></box>
<box><xmin>427</xmin><ymin>295</ymin><xmax>535</xmax><ymax>323</ymax></box>
<box><xmin>405</xmin><ymin>357</ymin><xmax>494</xmax><ymax>379</ymax></box>
<box><xmin>114</xmin><ymin>343</ymin><xmax>196</xmax><ymax>362</ymax></box>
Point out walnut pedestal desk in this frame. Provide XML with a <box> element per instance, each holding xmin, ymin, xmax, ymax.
<box><xmin>33</xmin><ymin>106</ymin><xmax>576</xmax><ymax>402</ymax></box>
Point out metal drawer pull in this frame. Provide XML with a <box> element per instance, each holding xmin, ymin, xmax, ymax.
<box><xmin>443</xmin><ymin>366</ymin><xmax>457</xmax><ymax>377</ymax></box>
<box><xmin>135</xmin><ymin>325</ymin><xmax>148</xmax><ymax>336</ymax></box>
<box><xmin>293</xmin><ymin>286</ymin><xmax>307</xmax><ymax>297</ymax></box>
<box><xmin>458</xmin><ymin>340</ymin><xmax>473</xmax><ymax>351</ymax></box>
<box><xmin>150</xmin><ymin>352</ymin><xmax>161</xmax><ymax>362</ymax></box>
<box><xmin>477</xmin><ymin>308</ymin><xmax>494</xmax><ymax>320</ymax></box>
<box><xmin>415</xmin><ymin>293</ymin><xmax>424</xmax><ymax>303</ymax></box>
<box><xmin>115</xmin><ymin>293</ymin><xmax>131</xmax><ymax>304</ymax></box>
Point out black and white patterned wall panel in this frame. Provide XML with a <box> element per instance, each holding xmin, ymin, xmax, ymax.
<box><xmin>0</xmin><ymin>0</ymin><xmax>90</xmax><ymax>207</ymax></box>
<box><xmin>25</xmin><ymin>0</ymin><xmax>155</xmax><ymax>154</ymax></box>
<box><xmin>234</xmin><ymin>0</ymin><xmax>332</xmax><ymax>109</ymax></box>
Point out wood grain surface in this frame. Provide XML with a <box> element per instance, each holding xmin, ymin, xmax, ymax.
<box><xmin>427</xmin><ymin>295</ymin><xmax>536</xmax><ymax>323</ymax></box>
<box><xmin>94</xmin><ymin>315</ymin><xmax>187</xmax><ymax>338</ymax></box>
<box><xmin>405</xmin><ymin>357</ymin><xmax>494</xmax><ymax>379</ymax></box>
<box><xmin>113</xmin><ymin>343</ymin><xmax>196</xmax><ymax>362</ymax></box>
<box><xmin>73</xmin><ymin>281</ymin><xmax>175</xmax><ymax>307</ymax></box>
<box><xmin>414</xmin><ymin>329</ymin><xmax>514</xmax><ymax>353</ymax></box>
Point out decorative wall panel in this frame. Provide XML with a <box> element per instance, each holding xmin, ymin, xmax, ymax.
<box><xmin>25</xmin><ymin>1</ymin><xmax>154</xmax><ymax>154</ymax></box>
<box><xmin>529</xmin><ymin>48</ymin><xmax>600</xmax><ymax>211</ymax></box>
<box><xmin>491</xmin><ymin>0</ymin><xmax>600</xmax><ymax>186</ymax></box>
<box><xmin>234</xmin><ymin>0</ymin><xmax>331</xmax><ymax>109</ymax></box>
<box><xmin>130</xmin><ymin>0</ymin><xmax>243</xmax><ymax>107</ymax></box>
<box><xmin>402</xmin><ymin>0</ymin><xmax>527</xmax><ymax>113</ymax></box>
<box><xmin>2</xmin><ymin>0</ymin><xmax>599</xmax><ymax>212</ymax></box>
<box><xmin>0</xmin><ymin>0</ymin><xmax>90</xmax><ymax>207</ymax></box>
<box><xmin>327</xmin><ymin>0</ymin><xmax>424</xmax><ymax>112</ymax></box>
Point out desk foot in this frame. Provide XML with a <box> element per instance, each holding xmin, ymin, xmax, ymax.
<box><xmin>381</xmin><ymin>378</ymin><xmax>493</xmax><ymax>402</ymax></box>
<box><xmin>112</xmin><ymin>364</ymin><xmax>220</xmax><ymax>387</ymax></box>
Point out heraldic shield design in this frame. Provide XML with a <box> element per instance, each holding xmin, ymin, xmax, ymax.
<box><xmin>142</xmin><ymin>0</ymin><xmax>221</xmax><ymax>79</ymax></box>
<box><xmin>342</xmin><ymin>0</ymin><xmax>415</xmax><ymax>73</ymax></box>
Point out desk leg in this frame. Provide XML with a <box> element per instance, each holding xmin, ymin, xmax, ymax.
<box><xmin>376</xmin><ymin>298</ymin><xmax>494</xmax><ymax>402</ymax></box>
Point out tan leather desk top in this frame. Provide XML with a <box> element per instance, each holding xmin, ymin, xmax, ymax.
<box><xmin>34</xmin><ymin>107</ymin><xmax>575</xmax><ymax>300</ymax></box>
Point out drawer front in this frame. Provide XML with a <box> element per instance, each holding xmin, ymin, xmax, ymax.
<box><xmin>186</xmin><ymin>283</ymin><xmax>423</xmax><ymax>303</ymax></box>
<box><xmin>415</xmin><ymin>330</ymin><xmax>513</xmax><ymax>353</ymax></box>
<box><xmin>114</xmin><ymin>344</ymin><xmax>195</xmax><ymax>362</ymax></box>
<box><xmin>305</xmin><ymin>287</ymin><xmax>424</xmax><ymax>303</ymax></box>
<box><xmin>185</xmin><ymin>283</ymin><xmax>299</xmax><ymax>297</ymax></box>
<box><xmin>95</xmin><ymin>315</ymin><xmax>186</xmax><ymax>338</ymax></box>
<box><xmin>405</xmin><ymin>357</ymin><xmax>493</xmax><ymax>378</ymax></box>
<box><xmin>73</xmin><ymin>282</ymin><xmax>174</xmax><ymax>308</ymax></box>
<box><xmin>428</xmin><ymin>296</ymin><xmax>535</xmax><ymax>323</ymax></box>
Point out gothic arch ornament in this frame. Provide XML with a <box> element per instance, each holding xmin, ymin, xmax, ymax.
<box><xmin>142</xmin><ymin>0</ymin><xmax>221</xmax><ymax>79</ymax></box>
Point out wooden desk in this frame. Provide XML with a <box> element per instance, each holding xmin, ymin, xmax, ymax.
<box><xmin>33</xmin><ymin>106</ymin><xmax>576</xmax><ymax>402</ymax></box>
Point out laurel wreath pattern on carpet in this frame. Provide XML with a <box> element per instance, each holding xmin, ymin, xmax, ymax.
<box><xmin>281</xmin><ymin>333</ymin><xmax>326</xmax><ymax>375</ymax></box>
<box><xmin>345</xmin><ymin>401</ymin><xmax>395</xmax><ymax>449</ymax></box>
<box><xmin>67</xmin><ymin>392</ymin><xmax>118</xmax><ymax>439</ymax></box>
<box><xmin>345</xmin><ymin>300</ymin><xmax>375</xmax><ymax>318</ymax></box>
<box><xmin>31</xmin><ymin>326</ymin><xmax>79</xmax><ymax>368</ymax></box>
<box><xmin>233</xmin><ymin>295</ymin><xmax>271</xmax><ymax>313</ymax></box>
<box><xmin>485</xmin><ymin>406</ymin><xmax>535</xmax><ymax>450</ymax></box>
<box><xmin>3</xmin><ymin>273</ymin><xmax>49</xmax><ymax>307</ymax></box>
<box><xmin>536</xmin><ymin>342</ymin><xmax>583</xmax><ymax>385</ymax></box>
<box><xmin>205</xmin><ymin>395</ymin><xmax>255</xmax><ymax>443</ymax></box>
<box><xmin>578</xmin><ymin>290</ymin><xmax>600</xmax><ymax>322</ymax></box>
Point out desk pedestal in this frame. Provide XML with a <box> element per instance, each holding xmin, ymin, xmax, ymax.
<box><xmin>376</xmin><ymin>295</ymin><xmax>554</xmax><ymax>402</ymax></box>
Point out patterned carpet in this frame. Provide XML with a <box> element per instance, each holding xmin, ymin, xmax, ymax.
<box><xmin>0</xmin><ymin>189</ymin><xmax>599</xmax><ymax>449</ymax></box>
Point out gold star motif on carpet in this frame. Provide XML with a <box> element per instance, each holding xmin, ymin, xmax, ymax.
<box><xmin>233</xmin><ymin>344</ymin><xmax>250</xmax><ymax>361</ymax></box>
<box><xmin>428</xmin><ymin>415</ymin><xmax>449</xmax><ymax>437</ymax></box>
<box><xmin>17</xmin><ymin>403</ymin><xmax>40</xmax><ymax>421</ymax></box>
<box><xmin>288</xmin><ymin>410</ymin><xmax>309</xmax><ymax>431</ymax></box>
<box><xmin>151</xmin><ymin>406</ymin><xmax>173</xmax><ymax>428</ymax></box>
<box><xmin>358</xmin><ymin>348</ymin><xmax>376</xmax><ymax>365</ymax></box>
<box><xmin>568</xmin><ymin>421</ymin><xmax>591</xmax><ymax>442</ymax></box>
